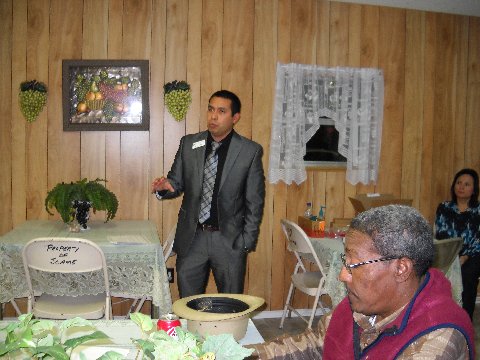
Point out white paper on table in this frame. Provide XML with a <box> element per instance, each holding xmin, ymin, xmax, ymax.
<box><xmin>108</xmin><ymin>235</ymin><xmax>148</xmax><ymax>245</ymax></box>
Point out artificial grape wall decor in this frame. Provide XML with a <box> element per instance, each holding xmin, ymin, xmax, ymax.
<box><xmin>19</xmin><ymin>80</ymin><xmax>48</xmax><ymax>123</ymax></box>
<box><xmin>164</xmin><ymin>80</ymin><xmax>192</xmax><ymax>121</ymax></box>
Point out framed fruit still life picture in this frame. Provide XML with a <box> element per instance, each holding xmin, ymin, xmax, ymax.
<box><xmin>62</xmin><ymin>59</ymin><xmax>149</xmax><ymax>131</ymax></box>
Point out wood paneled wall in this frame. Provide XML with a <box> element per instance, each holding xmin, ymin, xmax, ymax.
<box><xmin>1</xmin><ymin>0</ymin><xmax>479</xmax><ymax>314</ymax></box>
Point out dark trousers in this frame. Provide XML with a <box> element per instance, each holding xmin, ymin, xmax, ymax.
<box><xmin>175</xmin><ymin>228</ymin><xmax>247</xmax><ymax>298</ymax></box>
<box><xmin>461</xmin><ymin>254</ymin><xmax>480</xmax><ymax>319</ymax></box>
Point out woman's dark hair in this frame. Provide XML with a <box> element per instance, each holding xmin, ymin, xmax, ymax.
<box><xmin>450</xmin><ymin>168</ymin><xmax>479</xmax><ymax>208</ymax></box>
<box><xmin>209</xmin><ymin>90</ymin><xmax>241</xmax><ymax>116</ymax></box>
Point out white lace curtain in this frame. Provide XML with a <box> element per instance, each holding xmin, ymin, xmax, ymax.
<box><xmin>268</xmin><ymin>63</ymin><xmax>384</xmax><ymax>185</ymax></box>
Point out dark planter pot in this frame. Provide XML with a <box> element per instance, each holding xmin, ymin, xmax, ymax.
<box><xmin>72</xmin><ymin>200</ymin><xmax>91</xmax><ymax>230</ymax></box>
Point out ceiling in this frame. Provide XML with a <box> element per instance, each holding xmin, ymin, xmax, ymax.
<box><xmin>331</xmin><ymin>0</ymin><xmax>480</xmax><ymax>17</ymax></box>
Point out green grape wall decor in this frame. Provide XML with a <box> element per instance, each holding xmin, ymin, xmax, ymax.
<box><xmin>164</xmin><ymin>80</ymin><xmax>192</xmax><ymax>121</ymax></box>
<box><xmin>19</xmin><ymin>80</ymin><xmax>48</xmax><ymax>123</ymax></box>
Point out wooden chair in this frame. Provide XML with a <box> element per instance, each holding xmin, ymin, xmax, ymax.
<box><xmin>280</xmin><ymin>219</ymin><xmax>330</xmax><ymax>329</ymax></box>
<box><xmin>22</xmin><ymin>237</ymin><xmax>111</xmax><ymax>320</ymax></box>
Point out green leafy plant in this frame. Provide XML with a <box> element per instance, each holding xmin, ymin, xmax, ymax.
<box><xmin>164</xmin><ymin>80</ymin><xmax>192</xmax><ymax>121</ymax></box>
<box><xmin>0</xmin><ymin>314</ymin><xmax>122</xmax><ymax>359</ymax></box>
<box><xmin>45</xmin><ymin>178</ymin><xmax>118</xmax><ymax>224</ymax></box>
<box><xmin>130</xmin><ymin>313</ymin><xmax>254</xmax><ymax>360</ymax></box>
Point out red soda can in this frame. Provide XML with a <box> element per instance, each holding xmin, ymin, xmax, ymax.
<box><xmin>157</xmin><ymin>313</ymin><xmax>181</xmax><ymax>338</ymax></box>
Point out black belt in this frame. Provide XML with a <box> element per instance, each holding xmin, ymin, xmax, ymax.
<box><xmin>197</xmin><ymin>223</ymin><xmax>219</xmax><ymax>232</ymax></box>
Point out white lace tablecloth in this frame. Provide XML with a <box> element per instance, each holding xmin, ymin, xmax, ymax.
<box><xmin>309</xmin><ymin>237</ymin><xmax>463</xmax><ymax>307</ymax></box>
<box><xmin>309</xmin><ymin>237</ymin><xmax>347</xmax><ymax>307</ymax></box>
<box><xmin>0</xmin><ymin>220</ymin><xmax>172</xmax><ymax>314</ymax></box>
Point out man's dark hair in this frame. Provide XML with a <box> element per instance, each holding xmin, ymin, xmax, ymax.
<box><xmin>209</xmin><ymin>90</ymin><xmax>241</xmax><ymax>116</ymax></box>
<box><xmin>450</xmin><ymin>168</ymin><xmax>479</xmax><ymax>208</ymax></box>
<box><xmin>350</xmin><ymin>205</ymin><xmax>434</xmax><ymax>277</ymax></box>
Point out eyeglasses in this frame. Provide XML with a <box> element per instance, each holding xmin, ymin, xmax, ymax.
<box><xmin>340</xmin><ymin>253</ymin><xmax>398</xmax><ymax>274</ymax></box>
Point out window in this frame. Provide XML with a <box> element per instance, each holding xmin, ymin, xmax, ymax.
<box><xmin>303</xmin><ymin>117</ymin><xmax>347</xmax><ymax>166</ymax></box>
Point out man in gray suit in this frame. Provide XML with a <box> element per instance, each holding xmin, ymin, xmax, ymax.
<box><xmin>152</xmin><ymin>90</ymin><xmax>265</xmax><ymax>298</ymax></box>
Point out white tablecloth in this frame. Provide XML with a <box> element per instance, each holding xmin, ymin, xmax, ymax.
<box><xmin>0</xmin><ymin>220</ymin><xmax>172</xmax><ymax>314</ymax></box>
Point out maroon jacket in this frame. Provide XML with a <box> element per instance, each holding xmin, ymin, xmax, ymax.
<box><xmin>324</xmin><ymin>268</ymin><xmax>475</xmax><ymax>359</ymax></box>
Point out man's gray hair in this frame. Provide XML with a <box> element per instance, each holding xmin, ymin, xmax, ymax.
<box><xmin>350</xmin><ymin>205</ymin><xmax>434</xmax><ymax>277</ymax></box>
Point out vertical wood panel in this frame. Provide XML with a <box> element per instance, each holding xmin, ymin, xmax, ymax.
<box><xmin>376</xmin><ymin>8</ymin><xmax>405</xmax><ymax>195</ymax></box>
<box><xmin>420</xmin><ymin>12</ymin><xmax>436</xmax><ymax>221</ymax></box>
<box><xmin>81</xmin><ymin>0</ymin><xmax>108</xmax><ymax>221</ymax></box>
<box><xmin>431</xmin><ymin>14</ymin><xmax>456</xmax><ymax>208</ymax></box>
<box><xmin>0</xmin><ymin>0</ymin><xmax>12</xmax><ymax>234</ymax></box>
<box><xmin>251</xmin><ymin>0</ymin><xmax>276</xmax><ymax>306</ymax></box>
<box><xmin>274</xmin><ymin>0</ymin><xmax>291</xmax><ymax>310</ymax></box>
<box><xmin>105</xmin><ymin>0</ymin><xmax>123</xmax><ymax>218</ymax></box>
<box><xmin>403</xmin><ymin>11</ymin><xmax>425</xmax><ymax>208</ymax></box>
<box><xmin>47</xmin><ymin>0</ymin><xmax>83</xmax><ymax>227</ymax></box>
<box><xmin>119</xmin><ymin>0</ymin><xmax>151</xmax><ymax>220</ymax></box>
<box><xmin>201</xmin><ymin>0</ymin><xmax>223</xmax><ymax>128</ymax></box>
<box><xmin>451</xmin><ymin>16</ymin><xmax>469</xmax><ymax>170</ymax></box>
<box><xmin>186</xmin><ymin>0</ymin><xmax>202</xmax><ymax>135</ymax></box>
<box><xmin>11</xmin><ymin>0</ymin><xmax>27</xmax><ymax>228</ymax></box>
<box><xmin>465</xmin><ymin>17</ymin><xmax>480</xmax><ymax>171</ymax></box>
<box><xmin>223</xmin><ymin>0</ymin><xmax>254</xmax><ymax>139</ymax></box>
<box><xmin>329</xmin><ymin>2</ymin><xmax>349</xmax><ymax>66</ymax></box>
<box><xmin>27</xmin><ymin>0</ymin><xmax>51</xmax><ymax>220</ymax></box>
<box><xmin>149</xmin><ymin>0</ymin><xmax>167</xmax><ymax>232</ymax></box>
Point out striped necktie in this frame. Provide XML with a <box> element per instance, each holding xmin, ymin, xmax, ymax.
<box><xmin>198</xmin><ymin>141</ymin><xmax>221</xmax><ymax>224</ymax></box>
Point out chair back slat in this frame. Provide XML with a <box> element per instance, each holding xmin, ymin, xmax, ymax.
<box><xmin>23</xmin><ymin>237</ymin><xmax>106</xmax><ymax>273</ymax></box>
<box><xmin>281</xmin><ymin>219</ymin><xmax>325</xmax><ymax>275</ymax></box>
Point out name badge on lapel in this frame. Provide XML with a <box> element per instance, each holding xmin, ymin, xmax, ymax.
<box><xmin>192</xmin><ymin>140</ymin><xmax>206</xmax><ymax>149</ymax></box>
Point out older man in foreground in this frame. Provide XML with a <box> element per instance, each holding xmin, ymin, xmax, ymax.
<box><xmin>250</xmin><ymin>205</ymin><xmax>475</xmax><ymax>359</ymax></box>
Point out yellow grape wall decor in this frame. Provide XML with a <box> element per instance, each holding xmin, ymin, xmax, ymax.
<box><xmin>164</xmin><ymin>80</ymin><xmax>192</xmax><ymax>121</ymax></box>
<box><xmin>19</xmin><ymin>80</ymin><xmax>48</xmax><ymax>123</ymax></box>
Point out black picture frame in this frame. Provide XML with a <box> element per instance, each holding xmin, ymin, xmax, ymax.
<box><xmin>62</xmin><ymin>59</ymin><xmax>149</xmax><ymax>131</ymax></box>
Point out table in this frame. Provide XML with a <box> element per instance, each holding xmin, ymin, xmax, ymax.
<box><xmin>0</xmin><ymin>220</ymin><xmax>172</xmax><ymax>317</ymax></box>
<box><xmin>309</xmin><ymin>236</ymin><xmax>463</xmax><ymax>307</ymax></box>
<box><xmin>0</xmin><ymin>318</ymin><xmax>263</xmax><ymax>359</ymax></box>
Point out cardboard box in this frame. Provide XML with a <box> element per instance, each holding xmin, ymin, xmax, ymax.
<box><xmin>349</xmin><ymin>194</ymin><xmax>412</xmax><ymax>214</ymax></box>
<box><xmin>298</xmin><ymin>216</ymin><xmax>325</xmax><ymax>237</ymax></box>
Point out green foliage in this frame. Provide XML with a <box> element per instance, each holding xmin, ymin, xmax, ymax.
<box><xmin>130</xmin><ymin>313</ymin><xmax>254</xmax><ymax>360</ymax></box>
<box><xmin>45</xmin><ymin>178</ymin><xmax>118</xmax><ymax>224</ymax></box>
<box><xmin>0</xmin><ymin>314</ymin><xmax>119</xmax><ymax>359</ymax></box>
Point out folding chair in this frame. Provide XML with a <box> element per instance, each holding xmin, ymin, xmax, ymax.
<box><xmin>280</xmin><ymin>219</ymin><xmax>330</xmax><ymax>329</ymax></box>
<box><xmin>22</xmin><ymin>237</ymin><xmax>111</xmax><ymax>320</ymax></box>
<box><xmin>432</xmin><ymin>237</ymin><xmax>462</xmax><ymax>273</ymax></box>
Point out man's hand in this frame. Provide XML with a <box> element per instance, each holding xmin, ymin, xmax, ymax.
<box><xmin>151</xmin><ymin>176</ymin><xmax>174</xmax><ymax>193</ymax></box>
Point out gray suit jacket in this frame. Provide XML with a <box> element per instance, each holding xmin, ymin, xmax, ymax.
<box><xmin>161</xmin><ymin>130</ymin><xmax>265</xmax><ymax>257</ymax></box>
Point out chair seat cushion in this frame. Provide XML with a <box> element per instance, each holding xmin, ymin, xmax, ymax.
<box><xmin>34</xmin><ymin>293</ymin><xmax>107</xmax><ymax>320</ymax></box>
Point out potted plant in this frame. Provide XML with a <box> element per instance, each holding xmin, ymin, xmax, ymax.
<box><xmin>45</xmin><ymin>178</ymin><xmax>118</xmax><ymax>229</ymax></box>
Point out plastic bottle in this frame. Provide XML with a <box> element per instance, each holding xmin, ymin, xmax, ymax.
<box><xmin>318</xmin><ymin>206</ymin><xmax>326</xmax><ymax>220</ymax></box>
<box><xmin>304</xmin><ymin>202</ymin><xmax>313</xmax><ymax>218</ymax></box>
